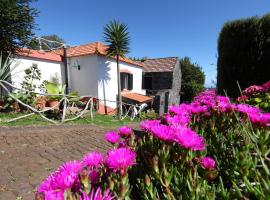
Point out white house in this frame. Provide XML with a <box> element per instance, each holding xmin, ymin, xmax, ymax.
<box><xmin>12</xmin><ymin>42</ymin><xmax>152</xmax><ymax>114</ymax></box>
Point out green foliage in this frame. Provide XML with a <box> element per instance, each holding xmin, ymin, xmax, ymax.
<box><xmin>180</xmin><ymin>57</ymin><xmax>205</xmax><ymax>102</ymax></box>
<box><xmin>21</xmin><ymin>64</ymin><xmax>41</xmax><ymax>93</ymax></box>
<box><xmin>0</xmin><ymin>0</ymin><xmax>38</xmax><ymax>55</ymax></box>
<box><xmin>245</xmin><ymin>93</ymin><xmax>270</xmax><ymax>112</ymax></box>
<box><xmin>28</xmin><ymin>34</ymin><xmax>65</xmax><ymax>50</ymax></box>
<box><xmin>139</xmin><ymin>110</ymin><xmax>158</xmax><ymax>120</ymax></box>
<box><xmin>217</xmin><ymin>14</ymin><xmax>270</xmax><ymax>97</ymax></box>
<box><xmin>3</xmin><ymin>64</ymin><xmax>41</xmax><ymax>111</ymax></box>
<box><xmin>45</xmin><ymin>82</ymin><xmax>66</xmax><ymax>101</ymax></box>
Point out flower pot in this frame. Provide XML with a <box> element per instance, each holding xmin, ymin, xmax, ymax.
<box><xmin>47</xmin><ymin>100</ymin><xmax>59</xmax><ymax>108</ymax></box>
<box><xmin>0</xmin><ymin>100</ymin><xmax>4</xmax><ymax>107</ymax></box>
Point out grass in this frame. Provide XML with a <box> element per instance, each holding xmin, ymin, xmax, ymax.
<box><xmin>0</xmin><ymin>112</ymin><xmax>139</xmax><ymax>127</ymax></box>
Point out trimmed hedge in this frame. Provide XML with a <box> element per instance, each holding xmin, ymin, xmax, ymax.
<box><xmin>217</xmin><ymin>14</ymin><xmax>270</xmax><ymax>97</ymax></box>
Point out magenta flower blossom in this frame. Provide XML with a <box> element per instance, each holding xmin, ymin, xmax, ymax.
<box><xmin>166</xmin><ymin>114</ymin><xmax>190</xmax><ymax>126</ymax></box>
<box><xmin>38</xmin><ymin>160</ymin><xmax>82</xmax><ymax>200</ymax></box>
<box><xmin>151</xmin><ymin>124</ymin><xmax>175</xmax><ymax>142</ymax></box>
<box><xmin>118</xmin><ymin>126</ymin><xmax>132</xmax><ymax>137</ymax></box>
<box><xmin>262</xmin><ymin>80</ymin><xmax>270</xmax><ymax>92</ymax></box>
<box><xmin>83</xmin><ymin>152</ymin><xmax>104</xmax><ymax>168</ymax></box>
<box><xmin>80</xmin><ymin>188</ymin><xmax>114</xmax><ymax>200</ymax></box>
<box><xmin>201</xmin><ymin>156</ymin><xmax>216</xmax><ymax>169</ymax></box>
<box><xmin>106</xmin><ymin>147</ymin><xmax>136</xmax><ymax>172</ymax></box>
<box><xmin>53</xmin><ymin>160</ymin><xmax>82</xmax><ymax>189</ymax></box>
<box><xmin>104</xmin><ymin>131</ymin><xmax>120</xmax><ymax>144</ymax></box>
<box><xmin>174</xmin><ymin>126</ymin><xmax>206</xmax><ymax>151</ymax></box>
<box><xmin>89</xmin><ymin>170</ymin><xmax>100</xmax><ymax>184</ymax></box>
<box><xmin>248</xmin><ymin>113</ymin><xmax>270</xmax><ymax>127</ymax></box>
<box><xmin>140</xmin><ymin>119</ymin><xmax>160</xmax><ymax>132</ymax></box>
<box><xmin>243</xmin><ymin>85</ymin><xmax>264</xmax><ymax>96</ymax></box>
<box><xmin>235</xmin><ymin>104</ymin><xmax>261</xmax><ymax>115</ymax></box>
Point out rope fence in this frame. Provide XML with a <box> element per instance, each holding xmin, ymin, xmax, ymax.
<box><xmin>0</xmin><ymin>80</ymin><xmax>147</xmax><ymax>124</ymax></box>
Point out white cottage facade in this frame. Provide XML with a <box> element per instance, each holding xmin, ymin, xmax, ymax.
<box><xmin>12</xmin><ymin>42</ymin><xmax>149</xmax><ymax>114</ymax></box>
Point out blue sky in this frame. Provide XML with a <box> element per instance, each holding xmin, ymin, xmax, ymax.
<box><xmin>32</xmin><ymin>0</ymin><xmax>270</xmax><ymax>87</ymax></box>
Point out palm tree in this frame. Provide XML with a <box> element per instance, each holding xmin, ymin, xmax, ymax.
<box><xmin>103</xmin><ymin>20</ymin><xmax>130</xmax><ymax>120</ymax></box>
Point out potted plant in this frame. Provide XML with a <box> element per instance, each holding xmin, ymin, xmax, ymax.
<box><xmin>45</xmin><ymin>82</ymin><xmax>66</xmax><ymax>108</ymax></box>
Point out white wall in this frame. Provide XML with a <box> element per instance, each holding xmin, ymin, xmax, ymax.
<box><xmin>67</xmin><ymin>55</ymin><xmax>98</xmax><ymax>97</ymax></box>
<box><xmin>97</xmin><ymin>56</ymin><xmax>145</xmax><ymax>108</ymax></box>
<box><xmin>10</xmin><ymin>56</ymin><xmax>64</xmax><ymax>90</ymax></box>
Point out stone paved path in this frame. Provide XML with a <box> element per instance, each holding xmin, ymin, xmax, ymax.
<box><xmin>0</xmin><ymin>125</ymin><xmax>131</xmax><ymax>200</ymax></box>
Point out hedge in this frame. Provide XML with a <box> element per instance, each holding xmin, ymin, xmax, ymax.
<box><xmin>217</xmin><ymin>14</ymin><xmax>270</xmax><ymax>97</ymax></box>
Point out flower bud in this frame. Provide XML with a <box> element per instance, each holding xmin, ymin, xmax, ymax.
<box><xmin>35</xmin><ymin>192</ymin><xmax>45</xmax><ymax>200</ymax></box>
<box><xmin>145</xmin><ymin>174</ymin><xmax>151</xmax><ymax>187</ymax></box>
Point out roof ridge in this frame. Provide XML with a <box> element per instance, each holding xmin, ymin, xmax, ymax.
<box><xmin>143</xmin><ymin>56</ymin><xmax>178</xmax><ymax>60</ymax></box>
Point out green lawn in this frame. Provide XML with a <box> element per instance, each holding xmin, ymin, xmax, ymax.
<box><xmin>0</xmin><ymin>112</ymin><xmax>139</xmax><ymax>127</ymax></box>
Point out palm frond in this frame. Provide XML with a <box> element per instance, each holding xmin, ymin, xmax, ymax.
<box><xmin>103</xmin><ymin>20</ymin><xmax>130</xmax><ymax>58</ymax></box>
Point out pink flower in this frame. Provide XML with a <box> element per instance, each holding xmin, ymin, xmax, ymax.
<box><xmin>118</xmin><ymin>126</ymin><xmax>132</xmax><ymax>137</ymax></box>
<box><xmin>89</xmin><ymin>170</ymin><xmax>100</xmax><ymax>184</ymax></box>
<box><xmin>140</xmin><ymin>119</ymin><xmax>160</xmax><ymax>132</ymax></box>
<box><xmin>150</xmin><ymin>124</ymin><xmax>175</xmax><ymax>142</ymax></box>
<box><xmin>166</xmin><ymin>114</ymin><xmax>190</xmax><ymax>126</ymax></box>
<box><xmin>104</xmin><ymin>131</ymin><xmax>120</xmax><ymax>144</ymax></box>
<box><xmin>38</xmin><ymin>160</ymin><xmax>82</xmax><ymax>197</ymax></box>
<box><xmin>80</xmin><ymin>188</ymin><xmax>114</xmax><ymax>200</ymax></box>
<box><xmin>248</xmin><ymin>113</ymin><xmax>270</xmax><ymax>127</ymax></box>
<box><xmin>243</xmin><ymin>85</ymin><xmax>264</xmax><ymax>96</ymax></box>
<box><xmin>106</xmin><ymin>147</ymin><xmax>136</xmax><ymax>172</ymax></box>
<box><xmin>201</xmin><ymin>157</ymin><xmax>216</xmax><ymax>169</ymax></box>
<box><xmin>174</xmin><ymin>126</ymin><xmax>206</xmax><ymax>151</ymax></box>
<box><xmin>262</xmin><ymin>80</ymin><xmax>270</xmax><ymax>92</ymax></box>
<box><xmin>54</xmin><ymin>160</ymin><xmax>82</xmax><ymax>189</ymax></box>
<box><xmin>83</xmin><ymin>152</ymin><xmax>104</xmax><ymax>168</ymax></box>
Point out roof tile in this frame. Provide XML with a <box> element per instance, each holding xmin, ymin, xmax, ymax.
<box><xmin>140</xmin><ymin>57</ymin><xmax>178</xmax><ymax>72</ymax></box>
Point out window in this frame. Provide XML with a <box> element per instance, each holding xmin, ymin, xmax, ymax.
<box><xmin>143</xmin><ymin>76</ymin><xmax>153</xmax><ymax>89</ymax></box>
<box><xmin>120</xmin><ymin>72</ymin><xmax>133</xmax><ymax>91</ymax></box>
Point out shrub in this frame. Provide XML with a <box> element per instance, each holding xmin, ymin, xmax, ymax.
<box><xmin>217</xmin><ymin>14</ymin><xmax>270</xmax><ymax>97</ymax></box>
<box><xmin>36</xmin><ymin>89</ymin><xmax>270</xmax><ymax>199</ymax></box>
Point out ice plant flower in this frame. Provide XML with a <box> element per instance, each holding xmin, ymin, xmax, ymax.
<box><xmin>83</xmin><ymin>152</ymin><xmax>104</xmax><ymax>168</ymax></box>
<box><xmin>200</xmin><ymin>156</ymin><xmax>216</xmax><ymax>169</ymax></box>
<box><xmin>166</xmin><ymin>114</ymin><xmax>190</xmax><ymax>126</ymax></box>
<box><xmin>118</xmin><ymin>126</ymin><xmax>132</xmax><ymax>137</ymax></box>
<box><xmin>151</xmin><ymin>124</ymin><xmax>175</xmax><ymax>142</ymax></box>
<box><xmin>140</xmin><ymin>119</ymin><xmax>160</xmax><ymax>132</ymax></box>
<box><xmin>53</xmin><ymin>160</ymin><xmax>82</xmax><ymax>190</ymax></box>
<box><xmin>248</xmin><ymin>113</ymin><xmax>270</xmax><ymax>127</ymax></box>
<box><xmin>106</xmin><ymin>147</ymin><xmax>136</xmax><ymax>173</ymax></box>
<box><xmin>174</xmin><ymin>126</ymin><xmax>206</xmax><ymax>151</ymax></box>
<box><xmin>80</xmin><ymin>188</ymin><xmax>114</xmax><ymax>200</ymax></box>
<box><xmin>104</xmin><ymin>131</ymin><xmax>120</xmax><ymax>144</ymax></box>
<box><xmin>37</xmin><ymin>160</ymin><xmax>82</xmax><ymax>200</ymax></box>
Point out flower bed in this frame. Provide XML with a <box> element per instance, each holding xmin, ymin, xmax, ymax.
<box><xmin>36</xmin><ymin>87</ymin><xmax>270</xmax><ymax>199</ymax></box>
<box><xmin>237</xmin><ymin>80</ymin><xmax>270</xmax><ymax>112</ymax></box>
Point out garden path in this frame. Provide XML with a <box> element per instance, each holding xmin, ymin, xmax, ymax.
<box><xmin>0</xmin><ymin>124</ymin><xmax>138</xmax><ymax>200</ymax></box>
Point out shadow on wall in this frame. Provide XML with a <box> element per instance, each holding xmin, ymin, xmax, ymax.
<box><xmin>99</xmin><ymin>60</ymin><xmax>111</xmax><ymax>114</ymax></box>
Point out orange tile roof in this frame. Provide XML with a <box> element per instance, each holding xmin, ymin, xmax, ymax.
<box><xmin>55</xmin><ymin>42</ymin><xmax>144</xmax><ymax>67</ymax></box>
<box><xmin>122</xmin><ymin>92</ymin><xmax>153</xmax><ymax>103</ymax></box>
<box><xmin>18</xmin><ymin>48</ymin><xmax>62</xmax><ymax>62</ymax></box>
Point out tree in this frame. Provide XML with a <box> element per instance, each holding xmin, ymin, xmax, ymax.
<box><xmin>180</xmin><ymin>57</ymin><xmax>205</xmax><ymax>102</ymax></box>
<box><xmin>0</xmin><ymin>0</ymin><xmax>38</xmax><ymax>55</ymax></box>
<box><xmin>103</xmin><ymin>20</ymin><xmax>130</xmax><ymax>119</ymax></box>
<box><xmin>28</xmin><ymin>34</ymin><xmax>65</xmax><ymax>50</ymax></box>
